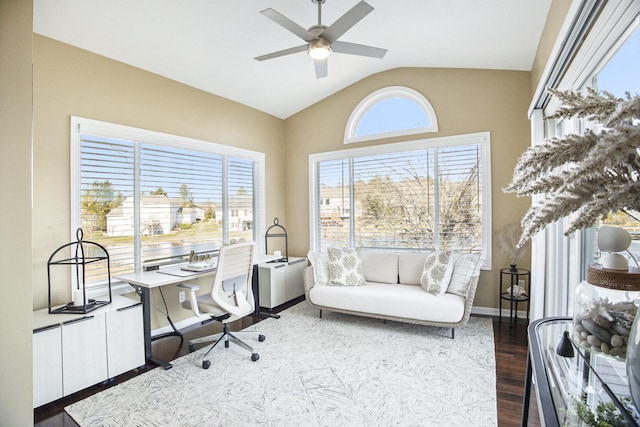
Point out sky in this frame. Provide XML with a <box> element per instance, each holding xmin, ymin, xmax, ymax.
<box><xmin>596</xmin><ymin>25</ymin><xmax>640</xmax><ymax>96</ymax></box>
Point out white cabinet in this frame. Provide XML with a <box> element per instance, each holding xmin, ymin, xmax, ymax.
<box><xmin>32</xmin><ymin>295</ymin><xmax>144</xmax><ymax>407</ymax></box>
<box><xmin>258</xmin><ymin>257</ymin><xmax>307</xmax><ymax>308</ymax></box>
<box><xmin>32</xmin><ymin>324</ymin><xmax>63</xmax><ymax>408</ymax></box>
<box><xmin>105</xmin><ymin>304</ymin><xmax>145</xmax><ymax>377</ymax></box>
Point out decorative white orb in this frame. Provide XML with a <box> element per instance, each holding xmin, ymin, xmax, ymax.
<box><xmin>602</xmin><ymin>253</ymin><xmax>629</xmax><ymax>271</ymax></box>
<box><xmin>597</xmin><ymin>225</ymin><xmax>632</xmax><ymax>253</ymax></box>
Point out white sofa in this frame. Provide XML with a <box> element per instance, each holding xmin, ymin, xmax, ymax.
<box><xmin>304</xmin><ymin>250</ymin><xmax>482</xmax><ymax>338</ymax></box>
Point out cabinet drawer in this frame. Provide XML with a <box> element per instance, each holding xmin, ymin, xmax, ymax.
<box><xmin>61</xmin><ymin>315</ymin><xmax>108</xmax><ymax>395</ymax></box>
<box><xmin>33</xmin><ymin>324</ymin><xmax>63</xmax><ymax>407</ymax></box>
<box><xmin>259</xmin><ymin>257</ymin><xmax>306</xmax><ymax>308</ymax></box>
<box><xmin>106</xmin><ymin>304</ymin><xmax>145</xmax><ymax>377</ymax></box>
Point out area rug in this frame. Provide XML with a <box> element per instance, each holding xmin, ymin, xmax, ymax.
<box><xmin>66</xmin><ymin>303</ymin><xmax>497</xmax><ymax>426</ymax></box>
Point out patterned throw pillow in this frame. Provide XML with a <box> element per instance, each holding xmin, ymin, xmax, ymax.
<box><xmin>307</xmin><ymin>250</ymin><xmax>329</xmax><ymax>286</ymax></box>
<box><xmin>420</xmin><ymin>251</ymin><xmax>459</xmax><ymax>295</ymax></box>
<box><xmin>447</xmin><ymin>253</ymin><xmax>482</xmax><ymax>297</ymax></box>
<box><xmin>327</xmin><ymin>247</ymin><xmax>366</xmax><ymax>286</ymax></box>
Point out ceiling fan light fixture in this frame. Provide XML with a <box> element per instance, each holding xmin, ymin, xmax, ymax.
<box><xmin>308</xmin><ymin>38</ymin><xmax>331</xmax><ymax>60</ymax></box>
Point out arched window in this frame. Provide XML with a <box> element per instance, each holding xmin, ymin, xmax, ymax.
<box><xmin>344</xmin><ymin>86</ymin><xmax>438</xmax><ymax>144</ymax></box>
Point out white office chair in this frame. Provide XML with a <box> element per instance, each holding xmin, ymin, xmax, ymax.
<box><xmin>178</xmin><ymin>242</ymin><xmax>264</xmax><ymax>368</ymax></box>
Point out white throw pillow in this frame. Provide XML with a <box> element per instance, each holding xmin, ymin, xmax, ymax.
<box><xmin>398</xmin><ymin>252</ymin><xmax>431</xmax><ymax>285</ymax></box>
<box><xmin>361</xmin><ymin>252</ymin><xmax>399</xmax><ymax>284</ymax></box>
<box><xmin>327</xmin><ymin>247</ymin><xmax>366</xmax><ymax>287</ymax></box>
<box><xmin>447</xmin><ymin>253</ymin><xmax>482</xmax><ymax>297</ymax></box>
<box><xmin>307</xmin><ymin>250</ymin><xmax>329</xmax><ymax>286</ymax></box>
<box><xmin>420</xmin><ymin>251</ymin><xmax>459</xmax><ymax>295</ymax></box>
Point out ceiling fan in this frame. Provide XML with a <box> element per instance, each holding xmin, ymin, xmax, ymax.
<box><xmin>254</xmin><ymin>0</ymin><xmax>387</xmax><ymax>79</ymax></box>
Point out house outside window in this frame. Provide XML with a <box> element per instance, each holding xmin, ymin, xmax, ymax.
<box><xmin>71</xmin><ymin>117</ymin><xmax>265</xmax><ymax>286</ymax></box>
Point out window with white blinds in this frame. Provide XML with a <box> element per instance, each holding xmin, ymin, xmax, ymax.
<box><xmin>309</xmin><ymin>133</ymin><xmax>491</xmax><ymax>265</ymax></box>
<box><xmin>71</xmin><ymin>117</ymin><xmax>265</xmax><ymax>286</ymax></box>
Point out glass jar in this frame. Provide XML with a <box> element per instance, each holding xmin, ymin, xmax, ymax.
<box><xmin>572</xmin><ymin>264</ymin><xmax>640</xmax><ymax>360</ymax></box>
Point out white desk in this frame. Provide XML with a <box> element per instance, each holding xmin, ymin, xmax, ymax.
<box><xmin>115</xmin><ymin>253</ymin><xmax>281</xmax><ymax>369</ymax></box>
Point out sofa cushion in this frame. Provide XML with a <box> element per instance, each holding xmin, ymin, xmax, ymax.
<box><xmin>307</xmin><ymin>250</ymin><xmax>329</xmax><ymax>286</ymax></box>
<box><xmin>447</xmin><ymin>253</ymin><xmax>482</xmax><ymax>297</ymax></box>
<box><xmin>420</xmin><ymin>251</ymin><xmax>460</xmax><ymax>296</ymax></box>
<box><xmin>309</xmin><ymin>282</ymin><xmax>466</xmax><ymax>323</ymax></box>
<box><xmin>361</xmin><ymin>252</ymin><xmax>399</xmax><ymax>284</ymax></box>
<box><xmin>327</xmin><ymin>247</ymin><xmax>366</xmax><ymax>286</ymax></box>
<box><xmin>398</xmin><ymin>252</ymin><xmax>430</xmax><ymax>285</ymax></box>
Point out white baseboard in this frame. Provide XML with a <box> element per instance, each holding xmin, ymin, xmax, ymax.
<box><xmin>472</xmin><ymin>306</ymin><xmax>528</xmax><ymax>319</ymax></box>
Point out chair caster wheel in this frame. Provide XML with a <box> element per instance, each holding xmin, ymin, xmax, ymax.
<box><xmin>258</xmin><ymin>334</ymin><xmax>266</xmax><ymax>342</ymax></box>
<box><xmin>202</xmin><ymin>360</ymin><xmax>211</xmax><ymax>369</ymax></box>
<box><xmin>225</xmin><ymin>341</ymin><xmax>229</xmax><ymax>348</ymax></box>
<box><xmin>188</xmin><ymin>343</ymin><xmax>196</xmax><ymax>352</ymax></box>
<box><xmin>251</xmin><ymin>353</ymin><xmax>259</xmax><ymax>362</ymax></box>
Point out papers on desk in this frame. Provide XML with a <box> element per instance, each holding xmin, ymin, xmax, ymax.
<box><xmin>181</xmin><ymin>262</ymin><xmax>217</xmax><ymax>272</ymax></box>
<box><xmin>156</xmin><ymin>263</ymin><xmax>216</xmax><ymax>277</ymax></box>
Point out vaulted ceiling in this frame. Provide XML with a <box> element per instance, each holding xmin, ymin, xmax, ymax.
<box><xmin>33</xmin><ymin>0</ymin><xmax>552</xmax><ymax>119</ymax></box>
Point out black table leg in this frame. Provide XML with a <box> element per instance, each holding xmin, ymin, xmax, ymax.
<box><xmin>521</xmin><ymin>350</ymin><xmax>532</xmax><ymax>426</ymax></box>
<box><xmin>252</xmin><ymin>264</ymin><xmax>280</xmax><ymax>319</ymax></box>
<box><xmin>136</xmin><ymin>285</ymin><xmax>173</xmax><ymax>370</ymax></box>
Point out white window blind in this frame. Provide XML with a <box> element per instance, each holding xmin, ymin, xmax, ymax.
<box><xmin>72</xmin><ymin>117</ymin><xmax>265</xmax><ymax>286</ymax></box>
<box><xmin>310</xmin><ymin>133</ymin><xmax>491</xmax><ymax>263</ymax></box>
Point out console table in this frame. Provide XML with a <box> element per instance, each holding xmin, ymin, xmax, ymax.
<box><xmin>522</xmin><ymin>317</ymin><xmax>639</xmax><ymax>426</ymax></box>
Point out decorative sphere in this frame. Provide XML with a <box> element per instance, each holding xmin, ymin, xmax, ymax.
<box><xmin>602</xmin><ymin>253</ymin><xmax>629</xmax><ymax>271</ymax></box>
<box><xmin>597</xmin><ymin>225</ymin><xmax>631</xmax><ymax>253</ymax></box>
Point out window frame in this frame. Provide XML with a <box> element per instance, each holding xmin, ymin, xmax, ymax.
<box><xmin>309</xmin><ymin>132</ymin><xmax>492</xmax><ymax>268</ymax></box>
<box><xmin>70</xmin><ymin>116</ymin><xmax>266</xmax><ymax>286</ymax></box>
<box><xmin>527</xmin><ymin>0</ymin><xmax>640</xmax><ymax>319</ymax></box>
<box><xmin>344</xmin><ymin>86</ymin><xmax>439</xmax><ymax>144</ymax></box>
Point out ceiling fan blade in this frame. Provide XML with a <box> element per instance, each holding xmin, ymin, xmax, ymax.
<box><xmin>254</xmin><ymin>45</ymin><xmax>308</xmax><ymax>61</ymax></box>
<box><xmin>322</xmin><ymin>1</ymin><xmax>374</xmax><ymax>43</ymax></box>
<box><xmin>314</xmin><ymin>58</ymin><xmax>328</xmax><ymax>79</ymax></box>
<box><xmin>331</xmin><ymin>41</ymin><xmax>387</xmax><ymax>59</ymax></box>
<box><xmin>260</xmin><ymin>8</ymin><xmax>315</xmax><ymax>42</ymax></box>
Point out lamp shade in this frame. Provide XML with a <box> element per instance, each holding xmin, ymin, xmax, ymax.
<box><xmin>597</xmin><ymin>225</ymin><xmax>631</xmax><ymax>253</ymax></box>
<box><xmin>308</xmin><ymin>38</ymin><xmax>331</xmax><ymax>60</ymax></box>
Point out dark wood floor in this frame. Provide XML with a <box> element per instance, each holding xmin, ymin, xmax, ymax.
<box><xmin>34</xmin><ymin>301</ymin><xmax>539</xmax><ymax>426</ymax></box>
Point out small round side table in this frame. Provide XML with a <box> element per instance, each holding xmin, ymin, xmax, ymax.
<box><xmin>499</xmin><ymin>267</ymin><xmax>531</xmax><ymax>325</ymax></box>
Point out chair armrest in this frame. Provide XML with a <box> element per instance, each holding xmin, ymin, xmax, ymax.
<box><xmin>177</xmin><ymin>283</ymin><xmax>201</xmax><ymax>317</ymax></box>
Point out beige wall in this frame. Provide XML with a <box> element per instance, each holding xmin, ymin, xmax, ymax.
<box><xmin>32</xmin><ymin>35</ymin><xmax>286</xmax><ymax>327</ymax></box>
<box><xmin>1</xmin><ymin>0</ymin><xmax>34</xmax><ymax>423</ymax></box>
<box><xmin>284</xmin><ymin>67</ymin><xmax>533</xmax><ymax>309</ymax></box>
<box><xmin>30</xmin><ymin>36</ymin><xmax>536</xmax><ymax>326</ymax></box>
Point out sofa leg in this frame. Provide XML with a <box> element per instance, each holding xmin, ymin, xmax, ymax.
<box><xmin>319</xmin><ymin>309</ymin><xmax>322</xmax><ymax>318</ymax></box>
<box><xmin>451</xmin><ymin>328</ymin><xmax>455</xmax><ymax>339</ymax></box>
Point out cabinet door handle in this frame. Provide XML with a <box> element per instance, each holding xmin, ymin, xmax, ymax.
<box><xmin>117</xmin><ymin>303</ymin><xmax>142</xmax><ymax>312</ymax></box>
<box><xmin>288</xmin><ymin>259</ymin><xmax>306</xmax><ymax>265</ymax></box>
<box><xmin>33</xmin><ymin>323</ymin><xmax>61</xmax><ymax>334</ymax></box>
<box><xmin>275</xmin><ymin>264</ymin><xmax>286</xmax><ymax>269</ymax></box>
<box><xmin>63</xmin><ymin>315</ymin><xmax>94</xmax><ymax>325</ymax></box>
